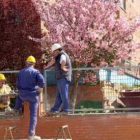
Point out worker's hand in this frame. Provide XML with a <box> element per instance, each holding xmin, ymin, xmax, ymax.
<box><xmin>1</xmin><ymin>96</ymin><xmax>8</xmax><ymax>105</ymax></box>
<box><xmin>36</xmin><ymin>88</ymin><xmax>43</xmax><ymax>94</ymax></box>
<box><xmin>62</xmin><ymin>66</ymin><xmax>69</xmax><ymax>72</ymax></box>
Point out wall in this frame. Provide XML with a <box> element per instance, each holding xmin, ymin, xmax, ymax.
<box><xmin>46</xmin><ymin>85</ymin><xmax>104</xmax><ymax>110</ymax></box>
<box><xmin>120</xmin><ymin>0</ymin><xmax>140</xmax><ymax>41</ymax></box>
<box><xmin>120</xmin><ymin>0</ymin><xmax>140</xmax><ymax>64</ymax></box>
<box><xmin>0</xmin><ymin>102</ymin><xmax>140</xmax><ymax>140</ymax></box>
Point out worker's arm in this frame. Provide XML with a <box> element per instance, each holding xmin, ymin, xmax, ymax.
<box><xmin>60</xmin><ymin>54</ymin><xmax>69</xmax><ymax>72</ymax></box>
<box><xmin>44</xmin><ymin>61</ymin><xmax>55</xmax><ymax>70</ymax></box>
<box><xmin>36</xmin><ymin>71</ymin><xmax>45</xmax><ymax>94</ymax></box>
<box><xmin>61</xmin><ymin>60</ymin><xmax>69</xmax><ymax>72</ymax></box>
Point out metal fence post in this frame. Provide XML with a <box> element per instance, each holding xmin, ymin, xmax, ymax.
<box><xmin>44</xmin><ymin>69</ymin><xmax>47</xmax><ymax>112</ymax></box>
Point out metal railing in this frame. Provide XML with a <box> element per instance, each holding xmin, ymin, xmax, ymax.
<box><xmin>0</xmin><ymin>70</ymin><xmax>19</xmax><ymax>89</ymax></box>
<box><xmin>43</xmin><ymin>66</ymin><xmax>140</xmax><ymax>114</ymax></box>
<box><xmin>1</xmin><ymin>66</ymin><xmax>140</xmax><ymax>115</ymax></box>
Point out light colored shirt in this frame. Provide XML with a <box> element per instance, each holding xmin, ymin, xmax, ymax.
<box><xmin>60</xmin><ymin>54</ymin><xmax>66</xmax><ymax>64</ymax></box>
<box><xmin>0</xmin><ymin>84</ymin><xmax>11</xmax><ymax>95</ymax></box>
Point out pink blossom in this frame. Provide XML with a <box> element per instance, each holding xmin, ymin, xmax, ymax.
<box><xmin>117</xmin><ymin>70</ymin><xmax>124</xmax><ymax>76</ymax></box>
<box><xmin>30</xmin><ymin>0</ymin><xmax>140</xmax><ymax>68</ymax></box>
<box><xmin>124</xmin><ymin>63</ymin><xmax>130</xmax><ymax>67</ymax></box>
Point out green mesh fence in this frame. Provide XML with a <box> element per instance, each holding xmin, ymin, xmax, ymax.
<box><xmin>75</xmin><ymin>100</ymin><xmax>103</xmax><ymax>113</ymax></box>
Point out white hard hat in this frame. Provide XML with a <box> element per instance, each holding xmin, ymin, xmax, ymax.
<box><xmin>51</xmin><ymin>43</ymin><xmax>62</xmax><ymax>52</ymax></box>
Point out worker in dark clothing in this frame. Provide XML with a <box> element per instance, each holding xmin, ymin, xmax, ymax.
<box><xmin>47</xmin><ymin>43</ymin><xmax>72</xmax><ymax>116</ymax></box>
<box><xmin>10</xmin><ymin>56</ymin><xmax>45</xmax><ymax>140</ymax></box>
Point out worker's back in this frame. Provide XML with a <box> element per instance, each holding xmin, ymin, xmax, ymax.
<box><xmin>16</xmin><ymin>66</ymin><xmax>45</xmax><ymax>92</ymax></box>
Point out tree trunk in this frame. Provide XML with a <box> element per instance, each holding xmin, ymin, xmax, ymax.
<box><xmin>69</xmin><ymin>79</ymin><xmax>79</xmax><ymax>109</ymax></box>
<box><xmin>69</xmin><ymin>71</ymin><xmax>83</xmax><ymax>109</ymax></box>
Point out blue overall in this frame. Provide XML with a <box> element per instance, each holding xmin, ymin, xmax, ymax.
<box><xmin>51</xmin><ymin>78</ymin><xmax>69</xmax><ymax>113</ymax></box>
<box><xmin>15</xmin><ymin>66</ymin><xmax>45</xmax><ymax>136</ymax></box>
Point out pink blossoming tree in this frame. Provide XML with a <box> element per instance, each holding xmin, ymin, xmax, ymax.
<box><xmin>31</xmin><ymin>0</ymin><xmax>140</xmax><ymax>109</ymax></box>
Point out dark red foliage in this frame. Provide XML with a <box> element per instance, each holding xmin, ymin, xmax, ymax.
<box><xmin>0</xmin><ymin>0</ymin><xmax>42</xmax><ymax>71</ymax></box>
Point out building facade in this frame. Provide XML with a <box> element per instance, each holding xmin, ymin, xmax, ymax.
<box><xmin>120</xmin><ymin>0</ymin><xmax>140</xmax><ymax>65</ymax></box>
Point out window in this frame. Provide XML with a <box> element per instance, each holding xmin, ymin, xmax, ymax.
<box><xmin>125</xmin><ymin>60</ymin><xmax>139</xmax><ymax>77</ymax></box>
<box><xmin>104</xmin><ymin>0</ymin><xmax>126</xmax><ymax>10</ymax></box>
<box><xmin>8</xmin><ymin>8</ymin><xmax>20</xmax><ymax>24</ymax></box>
<box><xmin>4</xmin><ymin>2</ymin><xmax>20</xmax><ymax>24</ymax></box>
<box><xmin>120</xmin><ymin>0</ymin><xmax>126</xmax><ymax>9</ymax></box>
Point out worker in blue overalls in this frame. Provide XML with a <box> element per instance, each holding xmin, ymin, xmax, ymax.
<box><xmin>10</xmin><ymin>56</ymin><xmax>45</xmax><ymax>140</ymax></box>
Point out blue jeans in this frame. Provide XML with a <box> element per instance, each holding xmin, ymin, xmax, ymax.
<box><xmin>15</xmin><ymin>91</ymin><xmax>39</xmax><ymax>136</ymax></box>
<box><xmin>51</xmin><ymin>78</ymin><xmax>69</xmax><ymax>112</ymax></box>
